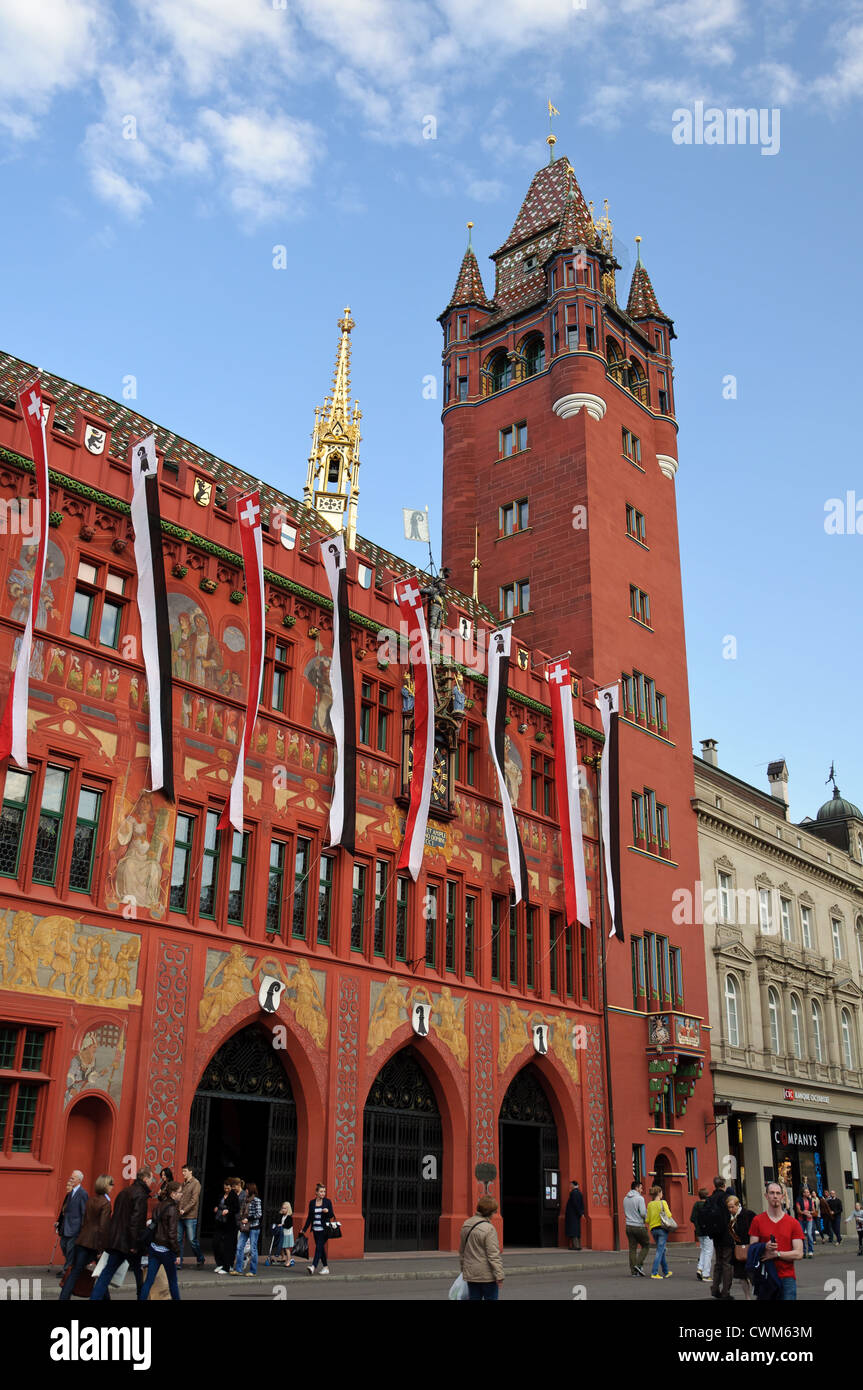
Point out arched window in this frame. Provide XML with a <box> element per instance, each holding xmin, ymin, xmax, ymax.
<box><xmin>628</xmin><ymin>356</ymin><xmax>649</xmax><ymax>405</ymax></box>
<box><xmin>811</xmin><ymin>999</ymin><xmax>824</xmax><ymax>1063</ymax></box>
<box><xmin>767</xmin><ymin>986</ymin><xmax>782</xmax><ymax>1055</ymax></box>
<box><xmin>522</xmin><ymin>334</ymin><xmax>545</xmax><ymax>378</ymax></box>
<box><xmin>841</xmin><ymin>1008</ymin><xmax>855</xmax><ymax>1070</ymax></box>
<box><xmin>486</xmin><ymin>350</ymin><xmax>513</xmax><ymax>395</ymax></box>
<box><xmin>790</xmin><ymin>994</ymin><xmax>802</xmax><ymax>1059</ymax></box>
<box><xmin>725</xmin><ymin>974</ymin><xmax>740</xmax><ymax>1047</ymax></box>
<box><xmin>606</xmin><ymin>336</ymin><xmax>623</xmax><ymax>364</ymax></box>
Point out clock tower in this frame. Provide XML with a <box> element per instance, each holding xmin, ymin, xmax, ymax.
<box><xmin>304</xmin><ymin>306</ymin><xmax>362</xmax><ymax>549</ymax></box>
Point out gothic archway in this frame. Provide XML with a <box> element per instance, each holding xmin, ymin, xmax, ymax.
<box><xmin>498</xmin><ymin>1065</ymin><xmax>561</xmax><ymax>1247</ymax></box>
<box><xmin>362</xmin><ymin>1046</ymin><xmax>443</xmax><ymax>1251</ymax></box>
<box><xmin>187</xmin><ymin>1023</ymin><xmax>297</xmax><ymax>1238</ymax></box>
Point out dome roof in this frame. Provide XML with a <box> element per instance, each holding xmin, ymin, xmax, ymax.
<box><xmin>816</xmin><ymin>786</ymin><xmax>863</xmax><ymax>822</ymax></box>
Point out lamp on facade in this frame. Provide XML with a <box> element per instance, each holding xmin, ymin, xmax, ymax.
<box><xmin>705</xmin><ymin>1098</ymin><xmax>733</xmax><ymax>1141</ymax></box>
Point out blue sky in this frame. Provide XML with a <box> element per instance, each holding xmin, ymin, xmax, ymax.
<box><xmin>1</xmin><ymin>0</ymin><xmax>861</xmax><ymax>822</ymax></box>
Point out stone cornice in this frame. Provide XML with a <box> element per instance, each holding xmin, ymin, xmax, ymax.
<box><xmin>694</xmin><ymin>799</ymin><xmax>863</xmax><ymax>901</ymax></box>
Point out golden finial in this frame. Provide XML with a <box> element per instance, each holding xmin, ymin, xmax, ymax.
<box><xmin>467</xmin><ymin>220</ymin><xmax>474</xmax><ymax>246</ymax></box>
<box><xmin>338</xmin><ymin>305</ymin><xmax>354</xmax><ymax>334</ymax></box>
<box><xmin>471</xmin><ymin>525</ymin><xmax>481</xmax><ymax>602</ymax></box>
<box><xmin>635</xmin><ymin>234</ymin><xmax>642</xmax><ymax>264</ymax></box>
<box><xmin>546</xmin><ymin>132</ymin><xmax>557</xmax><ymax>163</ymax></box>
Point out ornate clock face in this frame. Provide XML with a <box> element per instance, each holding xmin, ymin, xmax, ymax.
<box><xmin>431</xmin><ymin>747</ymin><xmax>449</xmax><ymax>802</ymax></box>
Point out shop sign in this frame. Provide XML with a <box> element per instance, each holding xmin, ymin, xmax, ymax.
<box><xmin>774</xmin><ymin>1125</ymin><xmax>819</xmax><ymax>1148</ymax></box>
<box><xmin>782</xmin><ymin>1088</ymin><xmax>830</xmax><ymax>1103</ymax></box>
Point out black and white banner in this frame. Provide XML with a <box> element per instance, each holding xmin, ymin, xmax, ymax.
<box><xmin>321</xmin><ymin>535</ymin><xmax>356</xmax><ymax>854</ymax></box>
<box><xmin>394</xmin><ymin>575</ymin><xmax>434</xmax><ymax>880</ymax></box>
<box><xmin>598</xmin><ymin>683</ymin><xmax>624</xmax><ymax>940</ymax></box>
<box><xmin>547</xmin><ymin>658</ymin><xmax>590</xmax><ymax>929</ymax></box>
<box><xmin>487</xmin><ymin>627</ymin><xmax>528</xmax><ymax>903</ymax></box>
<box><xmin>130</xmin><ymin>434</ymin><xmax>174</xmax><ymax>800</ymax></box>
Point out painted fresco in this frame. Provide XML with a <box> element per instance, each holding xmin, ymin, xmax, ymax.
<box><xmin>167</xmin><ymin>590</ymin><xmax>245</xmax><ymax>695</ymax></box>
<box><xmin>105</xmin><ymin>784</ymin><xmax>175</xmax><ymax>920</ymax></box>
<box><xmin>367</xmin><ymin>977</ymin><xmax>468</xmax><ymax>1067</ymax></box>
<box><xmin>198</xmin><ymin>946</ymin><xmax>328</xmax><ymax>1048</ymax></box>
<box><xmin>498</xmin><ymin>1001</ymin><xmax>580</xmax><ymax>1082</ymax></box>
<box><xmin>0</xmin><ymin>911</ymin><xmax>141</xmax><ymax>1008</ymax></box>
<box><xmin>65</xmin><ymin>1020</ymin><xmax>127</xmax><ymax>1106</ymax></box>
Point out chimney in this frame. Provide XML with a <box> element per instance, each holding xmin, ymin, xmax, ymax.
<box><xmin>700</xmin><ymin>738</ymin><xmax>718</xmax><ymax>767</ymax></box>
<box><xmin>767</xmin><ymin>759</ymin><xmax>790</xmax><ymax>808</ymax></box>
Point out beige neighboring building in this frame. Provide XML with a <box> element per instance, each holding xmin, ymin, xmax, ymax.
<box><xmin>694</xmin><ymin>740</ymin><xmax>863</xmax><ymax>1212</ymax></box>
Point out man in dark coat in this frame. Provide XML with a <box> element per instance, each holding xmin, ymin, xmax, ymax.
<box><xmin>565</xmin><ymin>1180</ymin><xmax>585</xmax><ymax>1250</ymax></box>
<box><xmin>90</xmin><ymin>1165</ymin><xmax>155</xmax><ymax>1299</ymax></box>
<box><xmin>60</xmin><ymin>1170</ymin><xmax>88</xmax><ymax>1261</ymax></box>
<box><xmin>707</xmin><ymin>1175</ymin><xmax>735</xmax><ymax>1300</ymax></box>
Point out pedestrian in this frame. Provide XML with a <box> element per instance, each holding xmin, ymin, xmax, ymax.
<box><xmin>727</xmin><ymin>1193</ymin><xmax>756</xmax><ymax>1301</ymax></box>
<box><xmin>748</xmin><ymin>1181</ymin><xmax>804</xmax><ymax>1301</ymax></box>
<box><xmin>157</xmin><ymin>1166</ymin><xmax>174</xmax><ymax>1202</ymax></box>
<box><xmin>851</xmin><ymin>1202</ymin><xmax>863</xmax><ymax>1255</ymax></box>
<box><xmin>60</xmin><ymin>1170</ymin><xmax>88</xmax><ymax>1262</ymax></box>
<box><xmin>213</xmin><ymin>1178</ymin><xmax>234</xmax><ymax>1274</ymax></box>
<box><xmin>90</xmin><ymin>1165</ymin><xmax>155</xmax><ymax>1299</ymax></box>
<box><xmin>59</xmin><ymin>1174</ymin><xmax>114</xmax><ymax>1301</ymax></box>
<box><xmin>138</xmin><ymin>1180</ymin><xmax>182</xmax><ymax>1301</ymax></box>
<box><xmin>828</xmin><ymin>1190</ymin><xmax>843</xmax><ymax>1244</ymax></box>
<box><xmin>459</xmin><ymin>1194</ymin><xmax>504</xmax><ymax>1300</ymax></box>
<box><xmin>275</xmin><ymin>1201</ymin><xmax>296</xmax><ymax>1267</ymax></box>
<box><xmin>794</xmin><ymin>1186</ymin><xmax>816</xmax><ymax>1257</ymax></box>
<box><xmin>177</xmin><ymin>1163</ymin><xmax>205</xmax><ymax>1267</ymax></box>
<box><xmin>623</xmin><ymin>1180</ymin><xmax>650</xmax><ymax>1277</ymax></box>
<box><xmin>646</xmin><ymin>1184</ymin><xmax>674</xmax><ymax>1280</ymax></box>
<box><xmin>703</xmin><ymin>1175</ymin><xmax>735</xmax><ymax>1300</ymax></box>
<box><xmin>690</xmin><ymin>1186</ymin><xmax>713</xmax><ymax>1282</ymax></box>
<box><xmin>818</xmin><ymin>1190</ymin><xmax>834</xmax><ymax>1243</ymax></box>
<box><xmin>565</xmin><ymin>1179</ymin><xmax>585</xmax><ymax>1251</ymax></box>
<box><xmin>230</xmin><ymin>1181</ymin><xmax>262</xmax><ymax>1277</ymax></box>
<box><xmin>300</xmin><ymin>1182</ymin><xmax>336</xmax><ymax>1275</ymax></box>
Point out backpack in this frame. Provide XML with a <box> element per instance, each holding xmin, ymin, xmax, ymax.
<box><xmin>700</xmin><ymin>1195</ymin><xmax>726</xmax><ymax>1240</ymax></box>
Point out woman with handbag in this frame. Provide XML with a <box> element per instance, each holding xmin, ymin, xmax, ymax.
<box><xmin>646</xmin><ymin>1184</ymin><xmax>676</xmax><ymax>1280</ymax></box>
<box><xmin>137</xmin><ymin>1180</ymin><xmax>182</xmax><ymax>1301</ymax></box>
<box><xmin>727</xmin><ymin>1193</ymin><xmax>755</xmax><ymax>1299</ymax></box>
<box><xmin>301</xmin><ymin>1182</ymin><xmax>337</xmax><ymax>1275</ymax></box>
<box><xmin>59</xmin><ymin>1175</ymin><xmax>114</xmax><ymax>1301</ymax></box>
<box><xmin>230</xmin><ymin>1181</ymin><xmax>262</xmax><ymax>1276</ymax></box>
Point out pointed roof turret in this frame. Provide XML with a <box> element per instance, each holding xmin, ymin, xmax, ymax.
<box><xmin>446</xmin><ymin>222</ymin><xmax>491</xmax><ymax>310</ymax></box>
<box><xmin>626</xmin><ymin>238</ymin><xmax>672</xmax><ymax>322</ymax></box>
<box><xmin>496</xmin><ymin>157</ymin><xmax>592</xmax><ymax>257</ymax></box>
<box><xmin>305</xmin><ymin>307</ymin><xmax>362</xmax><ymax>548</ymax></box>
<box><xmin>553</xmin><ymin>165</ymin><xmax>596</xmax><ymax>254</ymax></box>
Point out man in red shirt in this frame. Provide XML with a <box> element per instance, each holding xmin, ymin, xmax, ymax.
<box><xmin>749</xmin><ymin>1181</ymin><xmax>804</xmax><ymax>1300</ymax></box>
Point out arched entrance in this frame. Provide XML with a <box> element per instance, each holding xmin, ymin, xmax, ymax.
<box><xmin>362</xmin><ymin>1047</ymin><xmax>443</xmax><ymax>1251</ymax></box>
<box><xmin>187</xmin><ymin>1023</ymin><xmax>297</xmax><ymax>1238</ymax></box>
<box><xmin>654</xmin><ymin>1153</ymin><xmax>671</xmax><ymax>1193</ymax></box>
<box><xmin>499</xmin><ymin>1065</ymin><xmax>560</xmax><ymax>1247</ymax></box>
<box><xmin>62</xmin><ymin>1095</ymin><xmax>113</xmax><ymax>1195</ymax></box>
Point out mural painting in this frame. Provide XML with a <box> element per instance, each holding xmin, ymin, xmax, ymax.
<box><xmin>198</xmin><ymin>947</ymin><xmax>328</xmax><ymax>1048</ymax></box>
<box><xmin>367</xmin><ymin>977</ymin><xmax>468</xmax><ymax>1066</ymax></box>
<box><xmin>65</xmin><ymin>1021</ymin><xmax>127</xmax><ymax>1106</ymax></box>
<box><xmin>105</xmin><ymin>785</ymin><xmax>175</xmax><ymax>921</ymax></box>
<box><xmin>499</xmin><ymin>1002</ymin><xmax>580</xmax><ymax>1083</ymax></box>
<box><xmin>0</xmin><ymin>910</ymin><xmax>141</xmax><ymax>1008</ymax></box>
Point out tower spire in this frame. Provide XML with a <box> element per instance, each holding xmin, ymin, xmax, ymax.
<box><xmin>547</xmin><ymin>98</ymin><xmax>559</xmax><ymax>163</ymax></box>
<box><xmin>305</xmin><ymin>307</ymin><xmax>362</xmax><ymax>549</ymax></box>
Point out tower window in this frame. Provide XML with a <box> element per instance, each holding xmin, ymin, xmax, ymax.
<box><xmin>522</xmin><ymin>335</ymin><xmax>545</xmax><ymax>377</ymax></box>
<box><xmin>457</xmin><ymin>357</ymin><xmax>468</xmax><ymax>400</ymax></box>
<box><xmin>523</xmin><ymin>254</ymin><xmax>538</xmax><ymax>271</ymax></box>
<box><xmin>486</xmin><ymin>351</ymin><xmax>514</xmax><ymax>394</ymax></box>
<box><xmin>565</xmin><ymin>304</ymin><xmax>578</xmax><ymax>350</ymax></box>
<box><xmin>584</xmin><ymin>306</ymin><xmax>596</xmax><ymax>351</ymax></box>
<box><xmin>499</xmin><ymin>580</ymin><xmax>530</xmax><ymax>619</ymax></box>
<box><xmin>499</xmin><ymin>498</ymin><xmax>529</xmax><ymax>536</ymax></box>
<box><xmin>622</xmin><ymin>428</ymin><xmax>642</xmax><ymax>465</ymax></box>
<box><xmin>625</xmin><ymin>504</ymin><xmax>646</xmax><ymax>545</ymax></box>
<box><xmin>629</xmin><ymin>585</ymin><xmax>651</xmax><ymax>627</ymax></box>
<box><xmin>457</xmin><ymin>314</ymin><xmax>468</xmax><ymax>339</ymax></box>
<box><xmin>499</xmin><ymin>422</ymin><xmax>528</xmax><ymax>457</ymax></box>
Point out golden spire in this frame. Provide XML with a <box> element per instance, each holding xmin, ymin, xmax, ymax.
<box><xmin>594</xmin><ymin>198</ymin><xmax>616</xmax><ymax>302</ymax></box>
<box><xmin>547</xmin><ymin>99</ymin><xmax>560</xmax><ymax>162</ymax></box>
<box><xmin>471</xmin><ymin>525</ymin><xmax>481</xmax><ymax>601</ymax></box>
<box><xmin>305</xmin><ymin>307</ymin><xmax>362</xmax><ymax>549</ymax></box>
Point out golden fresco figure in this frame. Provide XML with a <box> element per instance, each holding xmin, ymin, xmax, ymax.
<box><xmin>288</xmin><ymin>957</ymin><xmax>327</xmax><ymax>1048</ymax></box>
<box><xmin>550</xmin><ymin>1011</ymin><xmax>580</xmax><ymax>1084</ymax></box>
<box><xmin>92</xmin><ymin>936</ymin><xmax>120</xmax><ymax>1000</ymax></box>
<box><xmin>436</xmin><ymin>986</ymin><xmax>468</xmax><ymax>1068</ymax></box>
<box><xmin>8</xmin><ymin>912</ymin><xmax>39</xmax><ymax>989</ymax></box>
<box><xmin>498</xmin><ymin>1001</ymin><xmax>530</xmax><ymax>1072</ymax></box>
<box><xmin>113</xmin><ymin>938</ymin><xmax>141</xmax><ymax>998</ymax></box>
<box><xmin>367</xmin><ymin>976</ymin><xmax>406</xmax><ymax>1054</ymax></box>
<box><xmin>47</xmin><ymin>918</ymin><xmax>77</xmax><ymax>991</ymax></box>
<box><xmin>199</xmin><ymin>945</ymin><xmax>255</xmax><ymax>1033</ymax></box>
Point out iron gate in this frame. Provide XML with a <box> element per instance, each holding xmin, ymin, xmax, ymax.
<box><xmin>362</xmin><ymin>1047</ymin><xmax>443</xmax><ymax>1251</ymax></box>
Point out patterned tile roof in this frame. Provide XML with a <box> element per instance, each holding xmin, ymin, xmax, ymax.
<box><xmin>626</xmin><ymin>259</ymin><xmax>670</xmax><ymax>322</ymax></box>
<box><xmin>446</xmin><ymin>246</ymin><xmax>491</xmax><ymax>310</ymax></box>
<box><xmin>495</xmin><ymin>157</ymin><xmax>592</xmax><ymax>256</ymax></box>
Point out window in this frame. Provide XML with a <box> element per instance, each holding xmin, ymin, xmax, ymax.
<box><xmin>465</xmin><ymin>894</ymin><xmax>476</xmax><ymax>976</ymax></box>
<box><xmin>811</xmin><ymin>999</ymin><xmax>824</xmax><ymax>1063</ymax></box>
<box><xmin>671</xmin><ymin>946</ymin><xmax>683</xmax><ymax>1007</ymax></box>
<box><xmin>227</xmin><ymin>830</ymin><xmax>249</xmax><ymax>925</ymax></box>
<box><xmin>64</xmin><ymin>785</ymin><xmax>103</xmax><ymax>894</ymax></box>
<box><xmin>550</xmin><ymin>911</ymin><xmax>562</xmax><ymax>995</ymax></box>
<box><xmin>622</xmin><ymin>669</ymin><xmax>668</xmax><ymax>733</ymax></box>
<box><xmin>499</xmin><ymin>498</ymin><xmax>529</xmax><ymax>537</ymax></box>
<box><xmin>580</xmin><ymin>922</ymin><xmax>590</xmax><ymax>1000</ymax></box>
<box><xmin>69</xmin><ymin>560</ymin><xmax>128</xmax><ymax>649</ymax></box>
<box><xmin>266</xmin><ymin>839</ymin><xmax>286</xmax><ymax>936</ymax></box>
<box><xmin>374</xmin><ymin>861</ymin><xmax>388</xmax><ymax>956</ymax></box>
<box><xmin>199</xmin><ymin>810</ymin><xmax>221</xmax><ymax>918</ymax></box>
<box><xmin>456</xmin><ymin>723</ymin><xmax>479</xmax><ymax>789</ymax></box>
<box><xmin>718</xmin><ymin>871</ymin><xmax>733</xmax><ymax>923</ymax></box>
<box><xmin>292</xmin><ymin>837</ymin><xmax>311</xmax><ymax>938</ymax></box>
<box><xmin>526</xmin><ymin>906</ymin><xmax>536</xmax><ymax>988</ymax></box>
<box><xmin>0</xmin><ymin>1024</ymin><xmax>50</xmax><ymax>1156</ymax></box>
<box><xmin>658</xmin><ymin>370</ymin><xmax>670</xmax><ymax>415</ymax></box>
<box><xmin>632</xmin><ymin>792</ymin><xmax>646</xmax><ymax>844</ymax></box>
<box><xmin>800</xmin><ymin>905</ymin><xmax>813</xmax><ymax>950</ymax></box>
<box><xmin>584</xmin><ymin>305</ymin><xmax>597</xmax><ymax>351</ymax></box>
<box><xmin>425</xmin><ymin>884</ymin><xmax>439</xmax><ymax>968</ymax></box>
<box><xmin>565</xmin><ymin>260</ymin><xmax>576</xmax><ymax>287</ymax></box>
<box><xmin>443</xmin><ymin>880</ymin><xmax>458</xmax><ymax>972</ymax></box>
<box><xmin>508</xmin><ymin>896</ymin><xmax>518</xmax><ymax>990</ymax></box>
<box><xmin>685</xmin><ymin>1148</ymin><xmax>698</xmax><ymax>1195</ymax></box>
<box><xmin>857</xmin><ymin>921</ymin><xmax>863</xmax><ymax>974</ymax></box>
<box><xmin>456</xmin><ymin>357</ymin><xmax>468</xmax><ymax>400</ymax></box>
<box><xmin>659</xmin><ymin>936</ymin><xmax>672</xmax><ymax>1001</ymax></box>
<box><xmin>631</xmin><ymin>789</ymin><xmax>669</xmax><ymax>856</ymax></box>
<box><xmin>32</xmin><ymin>766</ymin><xmax>69</xmax><ymax>886</ymax></box>
<box><xmin>487</xmin><ymin>351</ymin><xmax>513</xmax><ymax>393</ymax></box>
<box><xmin>491</xmin><ymin>895</ymin><xmax>504</xmax><ymax>982</ymax></box>
<box><xmin>359</xmin><ymin>679</ymin><xmax>391</xmax><ymax>754</ymax></box>
<box><xmin>351</xmin><ymin>863</ymin><xmax>367</xmax><ymax>952</ymax></box>
<box><xmin>499</xmin><ymin>422</ymin><xmax>528</xmax><ymax>457</ymax></box>
<box><xmin>725</xmin><ymin>974</ymin><xmax>740</xmax><ymax>1047</ymax></box>
<box><xmin>625</xmin><ymin>504</ymin><xmax>646</xmax><ymax>545</ymax></box>
<box><xmin>523</xmin><ymin>254</ymin><xmax>538</xmax><ymax>272</ymax></box>
<box><xmin>633</xmin><ymin>1144</ymin><xmax>646</xmax><ymax>1185</ymax></box>
<box><xmin>550</xmin><ymin>311</ymin><xmax>559</xmax><ymax>355</ymax></box>
<box><xmin>758</xmin><ymin>888</ymin><xmax>772</xmax><ymax>934</ymax></box>
<box><xmin>457</xmin><ymin>314</ymin><xmax>468</xmax><ymax>339</ymax></box>
<box><xmin>629</xmin><ymin>585</ymin><xmax>651</xmax><ymax>626</ymax></box>
<box><xmin>523</xmin><ymin>336</ymin><xmax>545</xmax><ymax>376</ymax></box>
<box><xmin>832</xmin><ymin>919</ymin><xmax>843</xmax><ymax>960</ymax></box>
<box><xmin>780</xmin><ymin>898</ymin><xmax>793</xmax><ymax>942</ymax></box>
<box><xmin>530</xmin><ymin>753</ymin><xmax>554</xmax><ymax>816</ymax></box>
<box><xmin>790</xmin><ymin>994</ymin><xmax>802</xmax><ymax>1059</ymax></box>
<box><xmin>631</xmin><ymin>935</ymin><xmax>646</xmax><ymax>1009</ymax></box>
<box><xmin>317</xmin><ymin>855</ymin><xmax>334</xmax><ymax>945</ymax></box>
<box><xmin>0</xmin><ymin>768</ymin><xmax>31</xmax><ymax>878</ymax></box>
<box><xmin>266</xmin><ymin>639</ymin><xmax>293</xmax><ymax>712</ymax></box>
<box><xmin>767</xmin><ymin>986</ymin><xmax>782</xmax><ymax>1055</ymax></box>
<box><xmin>499</xmin><ymin>580</ymin><xmax>530</xmax><ymax>619</ymax></box>
<box><xmin>564</xmin><ymin>924</ymin><xmax>574</xmax><ymax>998</ymax></box>
<box><xmin>565</xmin><ymin>304</ymin><xmax>578</xmax><ymax>350</ymax></box>
<box><xmin>170</xmin><ymin>812</ymin><xmax>196</xmax><ymax>913</ymax></box>
<box><xmin>622</xmin><ymin>428</ymin><xmax>642</xmax><ymax>465</ymax></box>
<box><xmin>395</xmin><ymin>876</ymin><xmax>409</xmax><ymax>961</ymax></box>
<box><xmin>842</xmin><ymin>1008</ymin><xmax>855</xmax><ymax>1070</ymax></box>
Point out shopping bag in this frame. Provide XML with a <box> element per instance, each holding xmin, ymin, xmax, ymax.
<box><xmin>448</xmin><ymin>1272</ymin><xmax>468</xmax><ymax>1301</ymax></box>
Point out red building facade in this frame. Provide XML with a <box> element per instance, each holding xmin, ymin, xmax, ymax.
<box><xmin>0</xmin><ymin>332</ymin><xmax>615</xmax><ymax>1264</ymax></box>
<box><xmin>440</xmin><ymin>155</ymin><xmax>717</xmax><ymax>1230</ymax></box>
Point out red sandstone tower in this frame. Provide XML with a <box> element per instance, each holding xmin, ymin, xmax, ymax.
<box><xmin>440</xmin><ymin>150</ymin><xmax>717</xmax><ymax>1226</ymax></box>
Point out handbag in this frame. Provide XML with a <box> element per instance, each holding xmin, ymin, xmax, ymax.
<box><xmin>734</xmin><ymin>1244</ymin><xmax>748</xmax><ymax>1262</ymax></box>
<box><xmin>448</xmin><ymin>1272</ymin><xmax>469</xmax><ymax>1301</ymax></box>
<box><xmin>294</xmin><ymin>1233</ymin><xmax>309</xmax><ymax>1260</ymax></box>
<box><xmin>325</xmin><ymin>1220</ymin><xmax>342</xmax><ymax>1240</ymax></box>
<box><xmin>659</xmin><ymin>1204</ymin><xmax>678</xmax><ymax>1231</ymax></box>
<box><xmin>92</xmin><ymin>1251</ymin><xmax>129</xmax><ymax>1287</ymax></box>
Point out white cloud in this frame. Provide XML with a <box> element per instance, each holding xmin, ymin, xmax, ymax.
<box><xmin>0</xmin><ymin>0</ymin><xmax>108</xmax><ymax>137</ymax></box>
<box><xmin>90</xmin><ymin>165</ymin><xmax>152</xmax><ymax>218</ymax></box>
<box><xmin>811</xmin><ymin>21</ymin><xmax>863</xmax><ymax>107</ymax></box>
<box><xmin>137</xmin><ymin>0</ymin><xmax>295</xmax><ymax>93</ymax></box>
<box><xmin>198</xmin><ymin>109</ymin><xmax>319</xmax><ymax>189</ymax></box>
